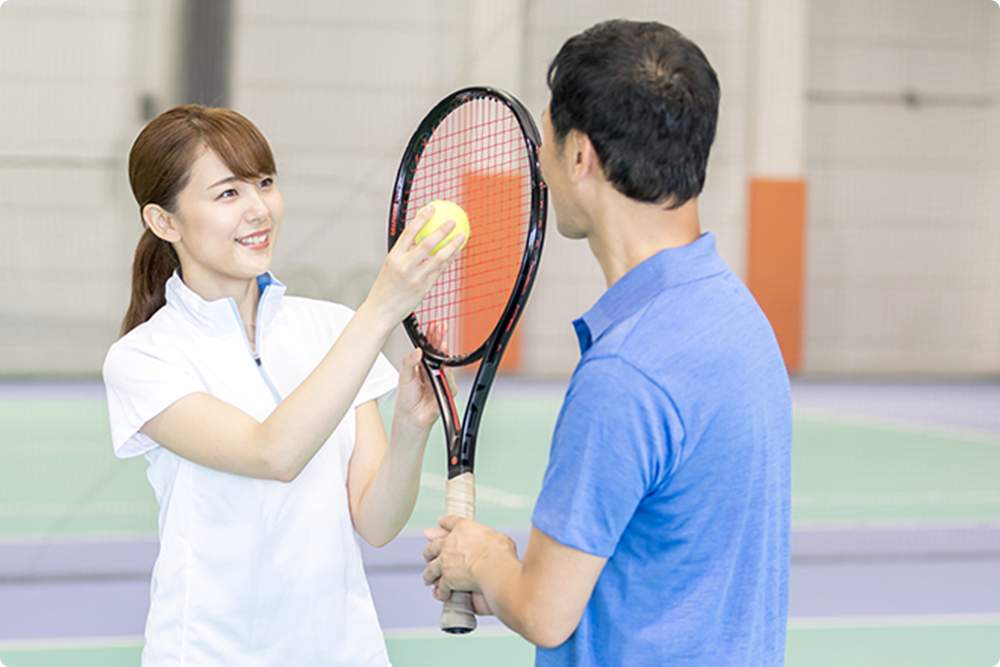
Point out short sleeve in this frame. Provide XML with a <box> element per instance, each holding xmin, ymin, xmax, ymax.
<box><xmin>356</xmin><ymin>351</ymin><xmax>398</xmax><ymax>407</ymax></box>
<box><xmin>531</xmin><ymin>356</ymin><xmax>679</xmax><ymax>558</ymax></box>
<box><xmin>310</xmin><ymin>299</ymin><xmax>398</xmax><ymax>407</ymax></box>
<box><xmin>102</xmin><ymin>338</ymin><xmax>204</xmax><ymax>459</ymax></box>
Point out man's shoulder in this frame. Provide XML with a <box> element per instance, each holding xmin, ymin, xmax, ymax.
<box><xmin>622</xmin><ymin>270</ymin><xmax>774</xmax><ymax>358</ymax></box>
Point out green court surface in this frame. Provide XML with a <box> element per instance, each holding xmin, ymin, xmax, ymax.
<box><xmin>3</xmin><ymin>390</ymin><xmax>1000</xmax><ymax>539</ymax></box>
<box><xmin>2</xmin><ymin>622</ymin><xmax>999</xmax><ymax>667</ymax></box>
<box><xmin>0</xmin><ymin>643</ymin><xmax>142</xmax><ymax>667</ymax></box>
<box><xmin>3</xmin><ymin>386</ymin><xmax>1000</xmax><ymax>667</ymax></box>
<box><xmin>0</xmin><ymin>396</ymin><xmax>154</xmax><ymax>538</ymax></box>
<box><xmin>792</xmin><ymin>413</ymin><xmax>1000</xmax><ymax>526</ymax></box>
<box><xmin>784</xmin><ymin>619</ymin><xmax>1000</xmax><ymax>667</ymax></box>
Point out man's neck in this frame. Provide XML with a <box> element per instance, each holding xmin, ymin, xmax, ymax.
<box><xmin>586</xmin><ymin>194</ymin><xmax>702</xmax><ymax>288</ymax></box>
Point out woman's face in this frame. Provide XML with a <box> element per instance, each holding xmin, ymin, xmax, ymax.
<box><xmin>164</xmin><ymin>147</ymin><xmax>284</xmax><ymax>299</ymax></box>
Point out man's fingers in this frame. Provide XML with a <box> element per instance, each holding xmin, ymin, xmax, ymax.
<box><xmin>437</xmin><ymin>514</ymin><xmax>462</xmax><ymax>531</ymax></box>
<box><xmin>422</xmin><ymin>560</ymin><xmax>455</xmax><ymax>603</ymax></box>
<box><xmin>422</xmin><ymin>537</ymin><xmax>443</xmax><ymax>563</ymax></box>
<box><xmin>422</xmin><ymin>559</ymin><xmax>440</xmax><ymax>586</ymax></box>
<box><xmin>424</xmin><ymin>526</ymin><xmax>448</xmax><ymax>542</ymax></box>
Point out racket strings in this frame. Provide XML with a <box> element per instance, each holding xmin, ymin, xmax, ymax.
<box><xmin>406</xmin><ymin>96</ymin><xmax>532</xmax><ymax>361</ymax></box>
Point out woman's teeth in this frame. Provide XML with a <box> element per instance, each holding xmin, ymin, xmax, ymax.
<box><xmin>238</xmin><ymin>233</ymin><xmax>267</xmax><ymax>246</ymax></box>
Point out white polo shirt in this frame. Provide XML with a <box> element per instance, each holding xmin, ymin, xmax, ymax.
<box><xmin>103</xmin><ymin>272</ymin><xmax>398</xmax><ymax>667</ymax></box>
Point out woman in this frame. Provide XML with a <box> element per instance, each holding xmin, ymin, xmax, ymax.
<box><xmin>103</xmin><ymin>105</ymin><xmax>463</xmax><ymax>665</ymax></box>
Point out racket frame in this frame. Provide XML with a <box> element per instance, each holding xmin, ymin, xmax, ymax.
<box><xmin>387</xmin><ymin>86</ymin><xmax>547</xmax><ymax>633</ymax></box>
<box><xmin>388</xmin><ymin>86</ymin><xmax>547</xmax><ymax>478</ymax></box>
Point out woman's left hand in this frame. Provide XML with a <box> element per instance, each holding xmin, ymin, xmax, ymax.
<box><xmin>393</xmin><ymin>348</ymin><xmax>448</xmax><ymax>435</ymax></box>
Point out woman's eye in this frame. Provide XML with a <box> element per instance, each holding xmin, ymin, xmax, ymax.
<box><xmin>219</xmin><ymin>188</ymin><xmax>238</xmax><ymax>199</ymax></box>
<box><xmin>259</xmin><ymin>176</ymin><xmax>274</xmax><ymax>188</ymax></box>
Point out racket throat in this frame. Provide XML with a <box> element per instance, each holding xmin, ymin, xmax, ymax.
<box><xmin>422</xmin><ymin>359</ymin><xmax>471</xmax><ymax>474</ymax></box>
<box><xmin>447</xmin><ymin>442</ymin><xmax>476</xmax><ymax>478</ymax></box>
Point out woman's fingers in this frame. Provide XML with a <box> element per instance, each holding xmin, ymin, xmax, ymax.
<box><xmin>365</xmin><ymin>209</ymin><xmax>467</xmax><ymax>327</ymax></box>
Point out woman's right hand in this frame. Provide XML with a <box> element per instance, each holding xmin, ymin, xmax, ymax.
<box><xmin>361</xmin><ymin>204</ymin><xmax>465</xmax><ymax>329</ymax></box>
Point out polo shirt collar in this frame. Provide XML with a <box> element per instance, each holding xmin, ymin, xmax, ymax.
<box><xmin>165</xmin><ymin>271</ymin><xmax>286</xmax><ymax>332</ymax></box>
<box><xmin>573</xmin><ymin>232</ymin><xmax>727</xmax><ymax>353</ymax></box>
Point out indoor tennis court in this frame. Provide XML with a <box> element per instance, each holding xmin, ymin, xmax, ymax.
<box><xmin>2</xmin><ymin>0</ymin><xmax>1000</xmax><ymax>665</ymax></box>
<box><xmin>2</xmin><ymin>379</ymin><xmax>1000</xmax><ymax>665</ymax></box>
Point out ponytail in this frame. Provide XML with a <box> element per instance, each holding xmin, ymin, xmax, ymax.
<box><xmin>120</xmin><ymin>228</ymin><xmax>180</xmax><ymax>336</ymax></box>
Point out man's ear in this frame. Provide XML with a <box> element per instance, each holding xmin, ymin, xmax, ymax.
<box><xmin>567</xmin><ymin>129</ymin><xmax>600</xmax><ymax>184</ymax></box>
<box><xmin>142</xmin><ymin>204</ymin><xmax>181</xmax><ymax>243</ymax></box>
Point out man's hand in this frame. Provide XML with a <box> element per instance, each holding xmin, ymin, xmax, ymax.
<box><xmin>424</xmin><ymin>519</ymin><xmax>608</xmax><ymax>648</ymax></box>
<box><xmin>423</xmin><ymin>515</ymin><xmax>518</xmax><ymax>614</ymax></box>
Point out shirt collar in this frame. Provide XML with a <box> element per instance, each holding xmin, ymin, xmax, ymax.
<box><xmin>165</xmin><ymin>271</ymin><xmax>287</xmax><ymax>332</ymax></box>
<box><xmin>573</xmin><ymin>232</ymin><xmax>728</xmax><ymax>354</ymax></box>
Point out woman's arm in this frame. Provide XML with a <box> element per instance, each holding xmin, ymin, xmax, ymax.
<box><xmin>140</xmin><ymin>208</ymin><xmax>463</xmax><ymax>482</ymax></box>
<box><xmin>347</xmin><ymin>348</ymin><xmax>440</xmax><ymax>546</ymax></box>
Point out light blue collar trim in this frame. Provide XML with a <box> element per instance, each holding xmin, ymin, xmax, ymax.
<box><xmin>165</xmin><ymin>271</ymin><xmax>287</xmax><ymax>333</ymax></box>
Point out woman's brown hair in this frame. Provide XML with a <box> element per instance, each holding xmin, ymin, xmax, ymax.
<box><xmin>121</xmin><ymin>105</ymin><xmax>276</xmax><ymax>336</ymax></box>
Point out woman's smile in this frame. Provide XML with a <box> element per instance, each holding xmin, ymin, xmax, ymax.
<box><xmin>236</xmin><ymin>229</ymin><xmax>271</xmax><ymax>250</ymax></box>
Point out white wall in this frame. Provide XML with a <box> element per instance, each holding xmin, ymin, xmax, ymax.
<box><xmin>0</xmin><ymin>0</ymin><xmax>998</xmax><ymax>378</ymax></box>
<box><xmin>803</xmin><ymin>0</ymin><xmax>999</xmax><ymax>375</ymax></box>
<box><xmin>0</xmin><ymin>0</ymin><xmax>144</xmax><ymax>375</ymax></box>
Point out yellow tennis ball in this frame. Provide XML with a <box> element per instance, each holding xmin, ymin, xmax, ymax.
<box><xmin>415</xmin><ymin>200</ymin><xmax>471</xmax><ymax>254</ymax></box>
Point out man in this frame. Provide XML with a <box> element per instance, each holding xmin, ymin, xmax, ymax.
<box><xmin>423</xmin><ymin>19</ymin><xmax>791</xmax><ymax>666</ymax></box>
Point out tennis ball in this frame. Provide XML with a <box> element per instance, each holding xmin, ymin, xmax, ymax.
<box><xmin>415</xmin><ymin>200</ymin><xmax>470</xmax><ymax>254</ymax></box>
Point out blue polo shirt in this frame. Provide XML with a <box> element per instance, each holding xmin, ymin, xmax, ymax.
<box><xmin>532</xmin><ymin>233</ymin><xmax>791</xmax><ymax>667</ymax></box>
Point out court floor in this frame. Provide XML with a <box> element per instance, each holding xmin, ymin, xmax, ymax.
<box><xmin>1</xmin><ymin>378</ymin><xmax>999</xmax><ymax>665</ymax></box>
<box><xmin>1</xmin><ymin>622</ymin><xmax>999</xmax><ymax>667</ymax></box>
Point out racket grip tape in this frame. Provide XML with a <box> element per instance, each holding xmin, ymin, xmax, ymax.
<box><xmin>440</xmin><ymin>471</ymin><xmax>477</xmax><ymax>633</ymax></box>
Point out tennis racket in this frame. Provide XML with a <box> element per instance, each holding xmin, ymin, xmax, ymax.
<box><xmin>388</xmin><ymin>87</ymin><xmax>547</xmax><ymax>633</ymax></box>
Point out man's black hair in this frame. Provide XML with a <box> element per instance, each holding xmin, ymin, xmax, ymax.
<box><xmin>547</xmin><ymin>20</ymin><xmax>720</xmax><ymax>208</ymax></box>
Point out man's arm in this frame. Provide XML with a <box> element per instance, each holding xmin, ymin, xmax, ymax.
<box><xmin>423</xmin><ymin>517</ymin><xmax>607</xmax><ymax>648</ymax></box>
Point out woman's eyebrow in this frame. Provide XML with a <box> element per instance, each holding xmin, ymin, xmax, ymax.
<box><xmin>207</xmin><ymin>175</ymin><xmax>239</xmax><ymax>190</ymax></box>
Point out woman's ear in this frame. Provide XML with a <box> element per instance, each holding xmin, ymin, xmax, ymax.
<box><xmin>142</xmin><ymin>204</ymin><xmax>181</xmax><ymax>243</ymax></box>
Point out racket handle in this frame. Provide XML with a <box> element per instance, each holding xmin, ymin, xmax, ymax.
<box><xmin>441</xmin><ymin>471</ymin><xmax>477</xmax><ymax>634</ymax></box>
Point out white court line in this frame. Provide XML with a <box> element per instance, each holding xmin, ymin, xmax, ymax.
<box><xmin>794</xmin><ymin>407</ymin><xmax>1000</xmax><ymax>445</ymax></box>
<box><xmin>791</xmin><ymin>519</ymin><xmax>1000</xmax><ymax>532</ymax></box>
<box><xmin>792</xmin><ymin>491</ymin><xmax>1000</xmax><ymax>508</ymax></box>
<box><xmin>0</xmin><ymin>635</ymin><xmax>142</xmax><ymax>651</ymax></box>
<box><xmin>420</xmin><ymin>472</ymin><xmax>534</xmax><ymax>509</ymax></box>
<box><xmin>0</xmin><ymin>502</ymin><xmax>152</xmax><ymax>518</ymax></box>
<box><xmin>788</xmin><ymin>613</ymin><xmax>1000</xmax><ymax>630</ymax></box>
<box><xmin>0</xmin><ymin>533</ymin><xmax>158</xmax><ymax>546</ymax></box>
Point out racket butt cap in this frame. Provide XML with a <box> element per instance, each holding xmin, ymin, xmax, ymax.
<box><xmin>440</xmin><ymin>590</ymin><xmax>478</xmax><ymax>633</ymax></box>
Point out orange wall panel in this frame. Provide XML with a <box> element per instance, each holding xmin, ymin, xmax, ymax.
<box><xmin>746</xmin><ymin>178</ymin><xmax>807</xmax><ymax>372</ymax></box>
